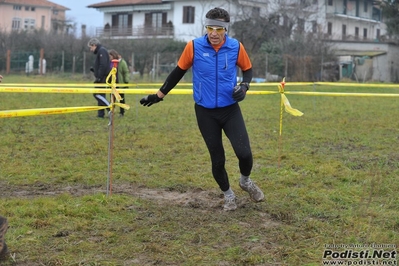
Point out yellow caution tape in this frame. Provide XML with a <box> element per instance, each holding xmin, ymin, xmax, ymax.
<box><xmin>315</xmin><ymin>82</ymin><xmax>399</xmax><ymax>88</ymax></box>
<box><xmin>1</xmin><ymin>79</ymin><xmax>398</xmax><ymax>120</ymax></box>
<box><xmin>115</xmin><ymin>103</ymin><xmax>130</xmax><ymax>110</ymax></box>
<box><xmin>0</xmin><ymin>87</ymin><xmax>111</xmax><ymax>93</ymax></box>
<box><xmin>0</xmin><ymin>106</ymin><xmax>106</xmax><ymax>118</ymax></box>
<box><xmin>285</xmin><ymin>91</ymin><xmax>399</xmax><ymax>97</ymax></box>
<box><xmin>1</xmin><ymin>81</ymin><xmax>398</xmax><ymax>88</ymax></box>
<box><xmin>0</xmin><ymin>82</ymin><xmax>315</xmax><ymax>87</ymax></box>
<box><xmin>0</xmin><ymin>83</ymin><xmax>108</xmax><ymax>87</ymax></box>
<box><xmin>2</xmin><ymin>85</ymin><xmax>398</xmax><ymax>97</ymax></box>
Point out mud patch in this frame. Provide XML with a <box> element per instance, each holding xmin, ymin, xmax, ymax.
<box><xmin>0</xmin><ymin>181</ymin><xmax>279</xmax><ymax>226</ymax></box>
<box><xmin>0</xmin><ymin>182</ymin><xmax>224</xmax><ymax>208</ymax></box>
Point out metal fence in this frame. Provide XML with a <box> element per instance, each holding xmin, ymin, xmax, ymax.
<box><xmin>2</xmin><ymin>49</ymin><xmax>340</xmax><ymax>82</ymax></box>
<box><xmin>4</xmin><ymin>50</ymin><xmax>97</xmax><ymax>76</ymax></box>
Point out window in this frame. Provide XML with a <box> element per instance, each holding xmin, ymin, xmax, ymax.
<box><xmin>372</xmin><ymin>7</ymin><xmax>381</xmax><ymax>21</ymax></box>
<box><xmin>312</xmin><ymin>20</ymin><xmax>317</xmax><ymax>33</ymax></box>
<box><xmin>300</xmin><ymin>0</ymin><xmax>309</xmax><ymax>7</ymax></box>
<box><xmin>273</xmin><ymin>15</ymin><xmax>280</xmax><ymax>25</ymax></box>
<box><xmin>12</xmin><ymin>18</ymin><xmax>21</xmax><ymax>30</ymax></box>
<box><xmin>13</xmin><ymin>5</ymin><xmax>22</xmax><ymax>10</ymax></box>
<box><xmin>152</xmin><ymin>13</ymin><xmax>162</xmax><ymax>28</ymax></box>
<box><xmin>328</xmin><ymin>0</ymin><xmax>333</xmax><ymax>6</ymax></box>
<box><xmin>31</xmin><ymin>7</ymin><xmax>35</xmax><ymax>11</ymax></box>
<box><xmin>327</xmin><ymin>22</ymin><xmax>332</xmax><ymax>35</ymax></box>
<box><xmin>24</xmin><ymin>18</ymin><xmax>35</xmax><ymax>30</ymax></box>
<box><xmin>376</xmin><ymin>29</ymin><xmax>380</xmax><ymax>39</ymax></box>
<box><xmin>297</xmin><ymin>19</ymin><xmax>305</xmax><ymax>33</ymax></box>
<box><xmin>112</xmin><ymin>14</ymin><xmax>132</xmax><ymax>27</ymax></box>
<box><xmin>363</xmin><ymin>28</ymin><xmax>367</xmax><ymax>39</ymax></box>
<box><xmin>144</xmin><ymin>12</ymin><xmax>166</xmax><ymax>28</ymax></box>
<box><xmin>119</xmin><ymin>14</ymin><xmax>129</xmax><ymax>28</ymax></box>
<box><xmin>25</xmin><ymin>6</ymin><xmax>29</xmax><ymax>11</ymax></box>
<box><xmin>342</xmin><ymin>24</ymin><xmax>346</xmax><ymax>39</ymax></box>
<box><xmin>355</xmin><ymin>27</ymin><xmax>359</xmax><ymax>39</ymax></box>
<box><xmin>252</xmin><ymin>7</ymin><xmax>260</xmax><ymax>17</ymax></box>
<box><xmin>183</xmin><ymin>6</ymin><xmax>195</xmax><ymax>24</ymax></box>
<box><xmin>364</xmin><ymin>1</ymin><xmax>368</xmax><ymax>12</ymax></box>
<box><xmin>283</xmin><ymin>15</ymin><xmax>289</xmax><ymax>27</ymax></box>
<box><xmin>53</xmin><ymin>10</ymin><xmax>58</xmax><ymax>15</ymax></box>
<box><xmin>111</xmin><ymin>13</ymin><xmax>133</xmax><ymax>35</ymax></box>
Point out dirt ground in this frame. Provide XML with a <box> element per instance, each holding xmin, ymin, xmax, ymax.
<box><xmin>1</xmin><ymin>182</ymin><xmax>281</xmax><ymax>265</ymax></box>
<box><xmin>0</xmin><ymin>181</ymin><xmax>277</xmax><ymax>214</ymax></box>
<box><xmin>1</xmin><ymin>182</ymin><xmax>214</xmax><ymax>204</ymax></box>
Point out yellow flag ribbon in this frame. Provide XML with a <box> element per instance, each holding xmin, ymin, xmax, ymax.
<box><xmin>278</xmin><ymin>78</ymin><xmax>303</xmax><ymax>117</ymax></box>
<box><xmin>278</xmin><ymin>78</ymin><xmax>303</xmax><ymax>167</ymax></box>
<box><xmin>106</xmin><ymin>65</ymin><xmax>130</xmax><ymax>111</ymax></box>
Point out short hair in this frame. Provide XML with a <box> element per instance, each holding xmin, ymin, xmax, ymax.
<box><xmin>205</xmin><ymin>7</ymin><xmax>230</xmax><ymax>22</ymax></box>
<box><xmin>108</xmin><ymin>49</ymin><xmax>121</xmax><ymax>59</ymax></box>
<box><xmin>88</xmin><ymin>38</ymin><xmax>101</xmax><ymax>47</ymax></box>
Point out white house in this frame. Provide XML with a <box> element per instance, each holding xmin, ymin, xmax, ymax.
<box><xmin>87</xmin><ymin>0</ymin><xmax>388</xmax><ymax>42</ymax></box>
<box><xmin>87</xmin><ymin>0</ymin><xmax>399</xmax><ymax>82</ymax></box>
<box><xmin>87</xmin><ymin>0</ymin><xmax>268</xmax><ymax>42</ymax></box>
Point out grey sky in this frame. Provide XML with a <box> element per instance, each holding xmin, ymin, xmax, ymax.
<box><xmin>51</xmin><ymin>0</ymin><xmax>103</xmax><ymax>36</ymax></box>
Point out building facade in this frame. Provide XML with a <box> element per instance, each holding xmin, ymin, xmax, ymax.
<box><xmin>87</xmin><ymin>0</ymin><xmax>399</xmax><ymax>82</ymax></box>
<box><xmin>0</xmin><ymin>0</ymin><xmax>70</xmax><ymax>33</ymax></box>
<box><xmin>87</xmin><ymin>0</ymin><xmax>388</xmax><ymax>42</ymax></box>
<box><xmin>88</xmin><ymin>0</ymin><xmax>267</xmax><ymax>42</ymax></box>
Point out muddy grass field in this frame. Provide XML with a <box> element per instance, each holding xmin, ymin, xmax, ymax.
<box><xmin>1</xmin><ymin>78</ymin><xmax>399</xmax><ymax>265</ymax></box>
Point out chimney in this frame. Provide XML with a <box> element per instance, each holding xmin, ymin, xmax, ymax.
<box><xmin>82</xmin><ymin>24</ymin><xmax>86</xmax><ymax>37</ymax></box>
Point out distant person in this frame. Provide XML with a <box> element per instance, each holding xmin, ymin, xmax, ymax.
<box><xmin>104</xmin><ymin>23</ymin><xmax>111</xmax><ymax>34</ymax></box>
<box><xmin>88</xmin><ymin>38</ymin><xmax>111</xmax><ymax>118</ymax></box>
<box><xmin>0</xmin><ymin>215</ymin><xmax>8</xmax><ymax>260</ymax></box>
<box><xmin>0</xmin><ymin>76</ymin><xmax>9</xmax><ymax>261</ymax></box>
<box><xmin>109</xmin><ymin>49</ymin><xmax>130</xmax><ymax>117</ymax></box>
<box><xmin>139</xmin><ymin>7</ymin><xmax>264</xmax><ymax>211</ymax></box>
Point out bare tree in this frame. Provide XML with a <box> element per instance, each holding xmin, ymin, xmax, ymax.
<box><xmin>381</xmin><ymin>0</ymin><xmax>399</xmax><ymax>39</ymax></box>
<box><xmin>228</xmin><ymin>0</ymin><xmax>337</xmax><ymax>81</ymax></box>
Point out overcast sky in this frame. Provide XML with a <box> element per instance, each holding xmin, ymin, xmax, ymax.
<box><xmin>51</xmin><ymin>0</ymin><xmax>104</xmax><ymax>37</ymax></box>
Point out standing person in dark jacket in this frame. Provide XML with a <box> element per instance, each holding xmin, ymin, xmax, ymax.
<box><xmin>88</xmin><ymin>38</ymin><xmax>111</xmax><ymax>118</ymax></box>
<box><xmin>0</xmin><ymin>75</ymin><xmax>9</xmax><ymax>260</ymax></box>
<box><xmin>139</xmin><ymin>7</ymin><xmax>264</xmax><ymax>211</ymax></box>
<box><xmin>0</xmin><ymin>215</ymin><xmax>8</xmax><ymax>261</ymax></box>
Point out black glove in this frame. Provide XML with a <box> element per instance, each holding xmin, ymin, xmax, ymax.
<box><xmin>140</xmin><ymin>94</ymin><xmax>163</xmax><ymax>107</ymax></box>
<box><xmin>90</xmin><ymin>67</ymin><xmax>94</xmax><ymax>73</ymax></box>
<box><xmin>232</xmin><ymin>83</ymin><xmax>249</xmax><ymax>102</ymax></box>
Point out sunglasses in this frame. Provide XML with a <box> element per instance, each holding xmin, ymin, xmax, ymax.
<box><xmin>205</xmin><ymin>26</ymin><xmax>225</xmax><ymax>33</ymax></box>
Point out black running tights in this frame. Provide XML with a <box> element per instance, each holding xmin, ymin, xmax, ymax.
<box><xmin>194</xmin><ymin>103</ymin><xmax>253</xmax><ymax>192</ymax></box>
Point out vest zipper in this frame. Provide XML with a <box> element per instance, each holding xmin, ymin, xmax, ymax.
<box><xmin>215</xmin><ymin>52</ymin><xmax>218</xmax><ymax>108</ymax></box>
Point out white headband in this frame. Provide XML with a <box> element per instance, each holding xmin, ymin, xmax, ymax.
<box><xmin>205</xmin><ymin>18</ymin><xmax>229</xmax><ymax>29</ymax></box>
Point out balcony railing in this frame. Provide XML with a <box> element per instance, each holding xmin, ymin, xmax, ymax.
<box><xmin>95</xmin><ymin>26</ymin><xmax>174</xmax><ymax>39</ymax></box>
<box><xmin>326</xmin><ymin>7</ymin><xmax>382</xmax><ymax>22</ymax></box>
<box><xmin>322</xmin><ymin>32</ymin><xmax>383</xmax><ymax>42</ymax></box>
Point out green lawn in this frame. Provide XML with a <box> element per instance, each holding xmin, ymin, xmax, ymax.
<box><xmin>0</xmin><ymin>75</ymin><xmax>398</xmax><ymax>265</ymax></box>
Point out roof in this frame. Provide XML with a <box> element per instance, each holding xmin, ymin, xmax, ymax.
<box><xmin>0</xmin><ymin>0</ymin><xmax>70</xmax><ymax>10</ymax></box>
<box><xmin>88</xmin><ymin>0</ymin><xmax>162</xmax><ymax>8</ymax></box>
<box><xmin>335</xmin><ymin>50</ymin><xmax>387</xmax><ymax>57</ymax></box>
